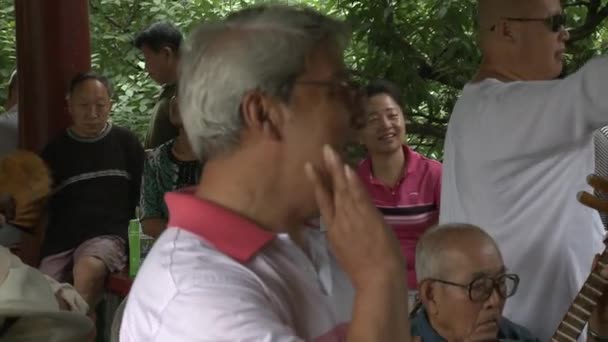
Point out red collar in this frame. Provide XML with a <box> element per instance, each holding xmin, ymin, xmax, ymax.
<box><xmin>165</xmin><ymin>191</ymin><xmax>275</xmax><ymax>263</ymax></box>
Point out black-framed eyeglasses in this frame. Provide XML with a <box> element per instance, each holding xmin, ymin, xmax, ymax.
<box><xmin>293</xmin><ymin>68</ymin><xmax>368</xmax><ymax>96</ymax></box>
<box><xmin>293</xmin><ymin>69</ymin><xmax>369</xmax><ymax>127</ymax></box>
<box><xmin>429</xmin><ymin>273</ymin><xmax>520</xmax><ymax>303</ymax></box>
<box><xmin>502</xmin><ymin>13</ymin><xmax>568</xmax><ymax>33</ymax></box>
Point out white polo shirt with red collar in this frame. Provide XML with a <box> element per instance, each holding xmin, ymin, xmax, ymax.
<box><xmin>120</xmin><ymin>191</ymin><xmax>354</xmax><ymax>342</ymax></box>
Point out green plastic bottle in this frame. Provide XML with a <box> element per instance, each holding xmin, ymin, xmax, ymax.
<box><xmin>128</xmin><ymin>219</ymin><xmax>141</xmax><ymax>278</ymax></box>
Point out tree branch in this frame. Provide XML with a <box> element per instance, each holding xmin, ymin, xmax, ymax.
<box><xmin>568</xmin><ymin>1</ymin><xmax>608</xmax><ymax>43</ymax></box>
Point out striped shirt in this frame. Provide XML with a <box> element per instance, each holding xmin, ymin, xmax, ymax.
<box><xmin>357</xmin><ymin>146</ymin><xmax>442</xmax><ymax>289</ymax></box>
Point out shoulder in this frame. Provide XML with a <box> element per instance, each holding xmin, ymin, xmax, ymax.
<box><xmin>411</xmin><ymin>149</ymin><xmax>442</xmax><ymax>176</ymax></box>
<box><xmin>124</xmin><ymin>228</ymin><xmax>295</xmax><ymax>341</ymax></box>
<box><xmin>140</xmin><ymin>228</ymin><xmax>265</xmax><ymax>292</ymax></box>
<box><xmin>110</xmin><ymin>125</ymin><xmax>143</xmax><ymax>152</ymax></box>
<box><xmin>144</xmin><ymin>140</ymin><xmax>173</xmax><ymax>166</ymax></box>
<box><xmin>110</xmin><ymin>125</ymin><xmax>139</xmax><ymax>141</ymax></box>
<box><xmin>355</xmin><ymin>156</ymin><xmax>371</xmax><ymax>177</ymax></box>
<box><xmin>40</xmin><ymin>131</ymin><xmax>70</xmax><ymax>158</ymax></box>
<box><xmin>499</xmin><ymin>317</ymin><xmax>539</xmax><ymax>341</ymax></box>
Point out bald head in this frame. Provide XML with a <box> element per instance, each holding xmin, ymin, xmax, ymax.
<box><xmin>479</xmin><ymin>0</ymin><xmax>524</xmax><ymax>34</ymax></box>
<box><xmin>415</xmin><ymin>223</ymin><xmax>501</xmax><ymax>282</ymax></box>
<box><xmin>475</xmin><ymin>0</ymin><xmax>567</xmax><ymax>81</ymax></box>
<box><xmin>478</xmin><ymin>0</ymin><xmax>552</xmax><ymax>45</ymax></box>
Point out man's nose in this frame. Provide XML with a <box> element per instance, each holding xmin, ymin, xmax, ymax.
<box><xmin>86</xmin><ymin>106</ymin><xmax>99</xmax><ymax>118</ymax></box>
<box><xmin>486</xmin><ymin>286</ymin><xmax>502</xmax><ymax>307</ymax></box>
<box><xmin>379</xmin><ymin>115</ymin><xmax>391</xmax><ymax>129</ymax></box>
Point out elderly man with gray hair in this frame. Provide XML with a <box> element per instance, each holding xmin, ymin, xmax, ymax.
<box><xmin>411</xmin><ymin>224</ymin><xmax>608</xmax><ymax>341</ymax></box>
<box><xmin>120</xmin><ymin>4</ymin><xmax>411</xmax><ymax>342</ymax></box>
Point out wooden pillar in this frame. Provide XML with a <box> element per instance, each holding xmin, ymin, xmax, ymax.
<box><xmin>14</xmin><ymin>0</ymin><xmax>91</xmax><ymax>265</ymax></box>
<box><xmin>15</xmin><ymin>0</ymin><xmax>91</xmax><ymax>152</ymax></box>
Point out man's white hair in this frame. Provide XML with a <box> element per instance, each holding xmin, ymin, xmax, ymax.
<box><xmin>415</xmin><ymin>223</ymin><xmax>498</xmax><ymax>282</ymax></box>
<box><xmin>178</xmin><ymin>4</ymin><xmax>351</xmax><ymax>160</ymax></box>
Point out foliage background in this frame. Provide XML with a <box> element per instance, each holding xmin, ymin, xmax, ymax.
<box><xmin>0</xmin><ymin>0</ymin><xmax>607</xmax><ymax>161</ymax></box>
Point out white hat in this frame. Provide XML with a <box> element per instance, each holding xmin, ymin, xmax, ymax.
<box><xmin>0</xmin><ymin>247</ymin><xmax>93</xmax><ymax>341</ymax></box>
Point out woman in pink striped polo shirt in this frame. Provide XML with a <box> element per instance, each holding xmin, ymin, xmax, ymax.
<box><xmin>356</xmin><ymin>80</ymin><xmax>442</xmax><ymax>307</ymax></box>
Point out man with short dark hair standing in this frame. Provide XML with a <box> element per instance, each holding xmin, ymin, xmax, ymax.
<box><xmin>134</xmin><ymin>22</ymin><xmax>182</xmax><ymax>149</ymax></box>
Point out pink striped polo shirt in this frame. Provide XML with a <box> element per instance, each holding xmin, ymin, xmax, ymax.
<box><xmin>357</xmin><ymin>146</ymin><xmax>441</xmax><ymax>289</ymax></box>
<box><xmin>120</xmin><ymin>191</ymin><xmax>354</xmax><ymax>342</ymax></box>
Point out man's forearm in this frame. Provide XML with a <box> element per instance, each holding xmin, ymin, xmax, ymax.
<box><xmin>347</xmin><ymin>273</ymin><xmax>411</xmax><ymax>342</ymax></box>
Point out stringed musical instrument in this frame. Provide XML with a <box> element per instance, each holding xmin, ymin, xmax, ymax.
<box><xmin>551</xmin><ymin>174</ymin><xmax>608</xmax><ymax>341</ymax></box>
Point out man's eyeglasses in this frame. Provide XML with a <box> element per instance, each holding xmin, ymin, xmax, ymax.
<box><xmin>502</xmin><ymin>13</ymin><xmax>568</xmax><ymax>33</ymax></box>
<box><xmin>294</xmin><ymin>69</ymin><xmax>366</xmax><ymax>97</ymax></box>
<box><xmin>429</xmin><ymin>273</ymin><xmax>520</xmax><ymax>303</ymax></box>
<box><xmin>293</xmin><ymin>71</ymin><xmax>368</xmax><ymax>127</ymax></box>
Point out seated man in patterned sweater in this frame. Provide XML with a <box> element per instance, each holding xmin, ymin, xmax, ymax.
<box><xmin>38</xmin><ymin>72</ymin><xmax>144</xmax><ymax>321</ymax></box>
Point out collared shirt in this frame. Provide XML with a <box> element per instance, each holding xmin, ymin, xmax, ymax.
<box><xmin>411</xmin><ymin>308</ymin><xmax>538</xmax><ymax>341</ymax></box>
<box><xmin>357</xmin><ymin>146</ymin><xmax>441</xmax><ymax>289</ymax></box>
<box><xmin>120</xmin><ymin>191</ymin><xmax>354</xmax><ymax>341</ymax></box>
<box><xmin>0</xmin><ymin>105</ymin><xmax>18</xmax><ymax>159</ymax></box>
<box><xmin>440</xmin><ymin>57</ymin><xmax>608</xmax><ymax>340</ymax></box>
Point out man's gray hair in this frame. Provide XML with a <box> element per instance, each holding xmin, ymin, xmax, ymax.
<box><xmin>415</xmin><ymin>223</ymin><xmax>497</xmax><ymax>282</ymax></box>
<box><xmin>178</xmin><ymin>4</ymin><xmax>351</xmax><ymax>160</ymax></box>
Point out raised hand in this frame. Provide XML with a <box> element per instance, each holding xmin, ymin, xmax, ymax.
<box><xmin>577</xmin><ymin>174</ymin><xmax>608</xmax><ymax>213</ymax></box>
<box><xmin>305</xmin><ymin>145</ymin><xmax>411</xmax><ymax>342</ymax></box>
<box><xmin>305</xmin><ymin>145</ymin><xmax>405</xmax><ymax>287</ymax></box>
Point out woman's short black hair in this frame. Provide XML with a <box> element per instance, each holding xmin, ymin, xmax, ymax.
<box><xmin>134</xmin><ymin>22</ymin><xmax>183</xmax><ymax>53</ymax></box>
<box><xmin>364</xmin><ymin>79</ymin><xmax>403</xmax><ymax>108</ymax></box>
<box><xmin>68</xmin><ymin>72</ymin><xmax>112</xmax><ymax>97</ymax></box>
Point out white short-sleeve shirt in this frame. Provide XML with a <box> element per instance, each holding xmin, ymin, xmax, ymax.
<box><xmin>441</xmin><ymin>57</ymin><xmax>608</xmax><ymax>340</ymax></box>
<box><xmin>120</xmin><ymin>191</ymin><xmax>354</xmax><ymax>342</ymax></box>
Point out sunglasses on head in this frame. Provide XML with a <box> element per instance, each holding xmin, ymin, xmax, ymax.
<box><xmin>497</xmin><ymin>13</ymin><xmax>568</xmax><ymax>33</ymax></box>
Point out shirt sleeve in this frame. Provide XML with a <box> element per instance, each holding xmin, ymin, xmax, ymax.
<box><xmin>139</xmin><ymin>152</ymin><xmax>163</xmax><ymax>220</ymax></box>
<box><xmin>471</xmin><ymin>56</ymin><xmax>608</xmax><ymax>159</ymax></box>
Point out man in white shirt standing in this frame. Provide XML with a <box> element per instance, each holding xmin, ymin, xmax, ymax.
<box><xmin>0</xmin><ymin>70</ymin><xmax>18</xmax><ymax>159</ymax></box>
<box><xmin>440</xmin><ymin>0</ymin><xmax>608</xmax><ymax>340</ymax></box>
<box><xmin>120</xmin><ymin>5</ymin><xmax>411</xmax><ymax>342</ymax></box>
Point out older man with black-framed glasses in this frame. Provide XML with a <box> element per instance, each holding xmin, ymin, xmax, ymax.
<box><xmin>411</xmin><ymin>224</ymin><xmax>608</xmax><ymax>341</ymax></box>
<box><xmin>411</xmin><ymin>224</ymin><xmax>535</xmax><ymax>341</ymax></box>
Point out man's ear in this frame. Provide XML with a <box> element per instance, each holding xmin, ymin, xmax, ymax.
<box><xmin>419</xmin><ymin>280</ymin><xmax>439</xmax><ymax>315</ymax></box>
<box><xmin>240</xmin><ymin>91</ymin><xmax>283</xmax><ymax>141</ymax></box>
<box><xmin>162</xmin><ymin>46</ymin><xmax>172</xmax><ymax>56</ymax></box>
